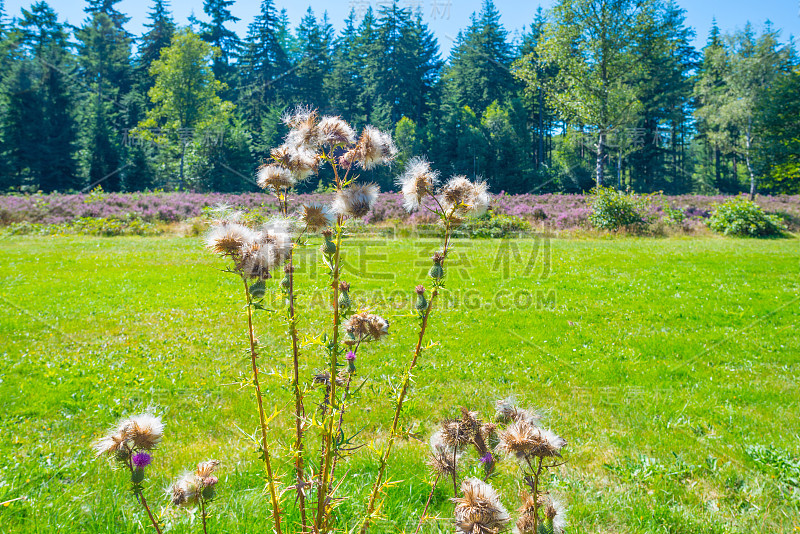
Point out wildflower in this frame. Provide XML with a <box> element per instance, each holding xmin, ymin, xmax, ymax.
<box><xmin>397</xmin><ymin>157</ymin><xmax>439</xmax><ymax>211</ymax></box>
<box><xmin>299</xmin><ymin>203</ymin><xmax>334</xmax><ymax>231</ymax></box>
<box><xmin>345</xmin><ymin>351</ymin><xmax>356</xmax><ymax>362</ymax></box>
<box><xmin>93</xmin><ymin>413</ymin><xmax>164</xmax><ymax>459</ymax></box>
<box><xmin>132</xmin><ymin>452</ymin><xmax>152</xmax><ymax>469</ymax></box>
<box><xmin>429</xmin><ymin>251</ymin><xmax>445</xmax><ymax>280</ymax></box>
<box><xmin>494</xmin><ymin>398</ymin><xmax>541</xmax><ymax>426</ymax></box>
<box><xmin>196</xmin><ymin>459</ymin><xmax>219</xmax><ymax>479</ymax></box>
<box><xmin>332</xmin><ymin>183</ymin><xmax>380</xmax><ymax>218</ymax></box>
<box><xmin>321</xmin><ymin>228</ymin><xmax>337</xmax><ymax>255</ymax></box>
<box><xmin>415</xmin><ymin>284</ymin><xmax>428</xmax><ymax>312</ymax></box>
<box><xmin>441</xmin><ymin>175</ymin><xmax>490</xmax><ymax>217</ymax></box>
<box><xmin>257</xmin><ymin>164</ymin><xmax>295</xmax><ymax>192</ymax></box>
<box><xmin>479</xmin><ymin>452</ymin><xmax>493</xmax><ymax>465</ymax></box>
<box><xmin>318</xmin><ymin>115</ymin><xmax>356</xmax><ymax>146</ymax></box>
<box><xmin>206</xmin><ymin>222</ymin><xmax>256</xmax><ymax>256</ymax></box>
<box><xmin>497</xmin><ymin>420</ymin><xmax>566</xmax><ymax>460</ymax></box>
<box><xmin>452</xmin><ymin>477</ymin><xmax>509</xmax><ymax>534</ymax></box>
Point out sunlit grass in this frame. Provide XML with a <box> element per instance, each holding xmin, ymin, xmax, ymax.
<box><xmin>0</xmin><ymin>234</ymin><xmax>798</xmax><ymax>533</ymax></box>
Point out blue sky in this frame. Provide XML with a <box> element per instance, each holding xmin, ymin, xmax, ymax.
<box><xmin>4</xmin><ymin>0</ymin><xmax>799</xmax><ymax>58</ymax></box>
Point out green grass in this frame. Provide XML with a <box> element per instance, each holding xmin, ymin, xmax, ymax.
<box><xmin>1</xmin><ymin>234</ymin><xmax>799</xmax><ymax>533</ymax></box>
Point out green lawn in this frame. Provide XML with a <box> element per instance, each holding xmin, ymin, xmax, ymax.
<box><xmin>0</xmin><ymin>234</ymin><xmax>798</xmax><ymax>533</ymax></box>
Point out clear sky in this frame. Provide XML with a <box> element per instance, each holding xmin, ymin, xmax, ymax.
<box><xmin>4</xmin><ymin>0</ymin><xmax>799</xmax><ymax>58</ymax></box>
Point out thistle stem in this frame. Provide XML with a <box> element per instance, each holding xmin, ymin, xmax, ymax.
<box><xmin>126</xmin><ymin>458</ymin><xmax>162</xmax><ymax>534</ymax></box>
<box><xmin>243</xmin><ymin>279</ymin><xmax>283</xmax><ymax>534</ymax></box>
<box><xmin>315</xmin><ymin>218</ymin><xmax>344</xmax><ymax>533</ymax></box>
<box><xmin>414</xmin><ymin>472</ymin><xmax>441</xmax><ymax>534</ymax></box>
<box><xmin>200</xmin><ymin>497</ymin><xmax>209</xmax><ymax>534</ymax></box>
<box><xmin>361</xmin><ymin>223</ymin><xmax>453</xmax><ymax>534</ymax></box>
<box><xmin>452</xmin><ymin>446</ymin><xmax>459</xmax><ymax>497</ymax></box>
<box><xmin>279</xmin><ymin>194</ymin><xmax>309</xmax><ymax>532</ymax></box>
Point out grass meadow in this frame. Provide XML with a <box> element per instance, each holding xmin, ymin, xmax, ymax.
<box><xmin>0</xmin><ymin>234</ymin><xmax>798</xmax><ymax>533</ymax></box>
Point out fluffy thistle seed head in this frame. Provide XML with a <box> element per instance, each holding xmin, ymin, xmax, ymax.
<box><xmin>452</xmin><ymin>478</ymin><xmax>510</xmax><ymax>534</ymax></box>
<box><xmin>206</xmin><ymin>222</ymin><xmax>257</xmax><ymax>256</ymax></box>
<box><xmin>196</xmin><ymin>459</ymin><xmax>219</xmax><ymax>479</ymax></box>
<box><xmin>318</xmin><ymin>115</ymin><xmax>356</xmax><ymax>146</ymax></box>
<box><xmin>299</xmin><ymin>203</ymin><xmax>334</xmax><ymax>231</ymax></box>
<box><xmin>497</xmin><ymin>420</ymin><xmax>566</xmax><ymax>460</ymax></box>
<box><xmin>397</xmin><ymin>157</ymin><xmax>439</xmax><ymax>211</ymax></box>
<box><xmin>441</xmin><ymin>176</ymin><xmax>491</xmax><ymax>217</ymax></box>
<box><xmin>271</xmin><ymin>144</ymin><xmax>320</xmax><ymax>180</ymax></box>
<box><xmin>239</xmin><ymin>220</ymin><xmax>295</xmax><ymax>280</ymax></box>
<box><xmin>428</xmin><ymin>430</ymin><xmax>462</xmax><ymax>476</ymax></box>
<box><xmin>354</xmin><ymin>126</ymin><xmax>397</xmax><ymax>169</ymax></box>
<box><xmin>93</xmin><ymin>412</ymin><xmax>164</xmax><ymax>458</ymax></box>
<box><xmin>257</xmin><ymin>164</ymin><xmax>295</xmax><ymax>192</ymax></box>
<box><xmin>283</xmin><ymin>106</ymin><xmax>320</xmax><ymax>148</ymax></box>
<box><xmin>494</xmin><ymin>398</ymin><xmax>542</xmax><ymax>426</ymax></box>
<box><xmin>332</xmin><ymin>183</ymin><xmax>380</xmax><ymax>218</ymax></box>
<box><xmin>171</xmin><ymin>472</ymin><xmax>200</xmax><ymax>507</ymax></box>
<box><xmin>343</xmin><ymin>312</ymin><xmax>390</xmax><ymax>343</ymax></box>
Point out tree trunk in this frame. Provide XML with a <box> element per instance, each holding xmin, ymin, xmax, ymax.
<box><xmin>537</xmin><ymin>88</ymin><xmax>544</xmax><ymax>170</ymax></box>
<box><xmin>596</xmin><ymin>131</ymin><xmax>605</xmax><ymax>187</ymax></box>
<box><xmin>714</xmin><ymin>144</ymin><xmax>720</xmax><ymax>184</ymax></box>
<box><xmin>746</xmin><ymin>119</ymin><xmax>756</xmax><ymax>200</ymax></box>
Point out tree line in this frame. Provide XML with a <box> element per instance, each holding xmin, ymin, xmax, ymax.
<box><xmin>0</xmin><ymin>0</ymin><xmax>797</xmax><ymax>195</ymax></box>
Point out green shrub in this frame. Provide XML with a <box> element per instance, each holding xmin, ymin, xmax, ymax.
<box><xmin>707</xmin><ymin>197</ymin><xmax>786</xmax><ymax>238</ymax></box>
<box><xmin>454</xmin><ymin>210</ymin><xmax>531</xmax><ymax>238</ymax></box>
<box><xmin>588</xmin><ymin>186</ymin><xmax>653</xmax><ymax>231</ymax></box>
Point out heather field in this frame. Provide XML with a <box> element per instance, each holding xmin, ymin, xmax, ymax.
<box><xmin>1</xmin><ymin>234</ymin><xmax>799</xmax><ymax>533</ymax></box>
<box><xmin>1</xmin><ymin>192</ymin><xmax>799</xmax><ymax>233</ymax></box>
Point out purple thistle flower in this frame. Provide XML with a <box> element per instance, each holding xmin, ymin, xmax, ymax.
<box><xmin>345</xmin><ymin>351</ymin><xmax>356</xmax><ymax>362</ymax></box>
<box><xmin>132</xmin><ymin>452</ymin><xmax>152</xmax><ymax>469</ymax></box>
<box><xmin>479</xmin><ymin>452</ymin><xmax>493</xmax><ymax>464</ymax></box>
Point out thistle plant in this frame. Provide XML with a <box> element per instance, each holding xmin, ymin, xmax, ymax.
<box><xmin>92</xmin><ymin>105</ymin><xmax>568</xmax><ymax>534</ymax></box>
<box><xmin>93</xmin><ymin>413</ymin><xmax>165</xmax><ymax>534</ymax></box>
<box><xmin>417</xmin><ymin>399</ymin><xmax>568</xmax><ymax>534</ymax></box>
<box><xmin>171</xmin><ymin>460</ymin><xmax>220</xmax><ymax>534</ymax></box>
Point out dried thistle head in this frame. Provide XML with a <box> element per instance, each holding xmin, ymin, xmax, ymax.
<box><xmin>494</xmin><ymin>398</ymin><xmax>542</xmax><ymax>426</ymax></box>
<box><xmin>497</xmin><ymin>420</ymin><xmax>566</xmax><ymax>460</ymax></box>
<box><xmin>299</xmin><ymin>203</ymin><xmax>334</xmax><ymax>231</ymax></box>
<box><xmin>318</xmin><ymin>115</ymin><xmax>356</xmax><ymax>146</ymax></box>
<box><xmin>284</xmin><ymin>106</ymin><xmax>321</xmax><ymax>149</ymax></box>
<box><xmin>271</xmin><ymin>143</ymin><xmax>320</xmax><ymax>180</ymax></box>
<box><xmin>452</xmin><ymin>477</ymin><xmax>509</xmax><ymax>534</ymax></box>
<box><xmin>441</xmin><ymin>176</ymin><xmax>490</xmax><ymax>217</ymax></box>
<box><xmin>196</xmin><ymin>459</ymin><xmax>219</xmax><ymax>479</ymax></box>
<box><xmin>428</xmin><ymin>430</ymin><xmax>462</xmax><ymax>476</ymax></box>
<box><xmin>397</xmin><ymin>156</ymin><xmax>439</xmax><ymax>211</ymax></box>
<box><xmin>332</xmin><ymin>183</ymin><xmax>380</xmax><ymax>218</ymax></box>
<box><xmin>206</xmin><ymin>222</ymin><xmax>257</xmax><ymax>256</ymax></box>
<box><xmin>354</xmin><ymin>126</ymin><xmax>397</xmax><ymax>169</ymax></box>
<box><xmin>544</xmin><ymin>496</ymin><xmax>567</xmax><ymax>534</ymax></box>
<box><xmin>171</xmin><ymin>471</ymin><xmax>200</xmax><ymax>507</ymax></box>
<box><xmin>339</xmin><ymin>281</ymin><xmax>351</xmax><ymax>292</ymax></box>
<box><xmin>238</xmin><ymin>220</ymin><xmax>295</xmax><ymax>280</ymax></box>
<box><xmin>123</xmin><ymin>413</ymin><xmax>164</xmax><ymax>451</ymax></box>
<box><xmin>343</xmin><ymin>312</ymin><xmax>389</xmax><ymax>343</ymax></box>
<box><xmin>432</xmin><ymin>251</ymin><xmax>445</xmax><ymax>265</ymax></box>
<box><xmin>257</xmin><ymin>164</ymin><xmax>295</xmax><ymax>192</ymax></box>
<box><xmin>440</xmin><ymin>417</ymin><xmax>475</xmax><ymax>449</ymax></box>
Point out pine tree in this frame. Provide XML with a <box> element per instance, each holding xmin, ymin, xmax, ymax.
<box><xmin>327</xmin><ymin>10</ymin><xmax>365</xmax><ymax>123</ymax></box>
<box><xmin>137</xmin><ymin>0</ymin><xmax>175</xmax><ymax>87</ymax></box>
<box><xmin>293</xmin><ymin>8</ymin><xmax>333</xmax><ymax>109</ymax></box>
<box><xmin>443</xmin><ymin>0</ymin><xmax>515</xmax><ymax>114</ymax></box>
<box><xmin>3</xmin><ymin>1</ymin><xmax>80</xmax><ymax>191</ymax></box>
<box><xmin>84</xmin><ymin>0</ymin><xmax>130</xmax><ymax>31</ymax></box>
<box><xmin>191</xmin><ymin>0</ymin><xmax>241</xmax><ymax>88</ymax></box>
<box><xmin>76</xmin><ymin>11</ymin><xmax>133</xmax><ymax>191</ymax></box>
